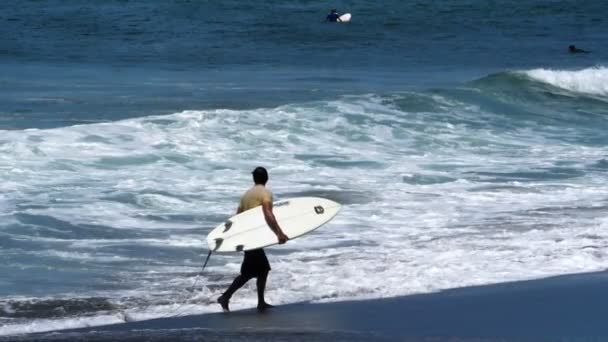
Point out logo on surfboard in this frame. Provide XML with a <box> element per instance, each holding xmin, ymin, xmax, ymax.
<box><xmin>274</xmin><ymin>201</ymin><xmax>290</xmax><ymax>208</ymax></box>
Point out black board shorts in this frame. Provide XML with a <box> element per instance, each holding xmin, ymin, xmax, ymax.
<box><xmin>240</xmin><ymin>249</ymin><xmax>271</xmax><ymax>279</ymax></box>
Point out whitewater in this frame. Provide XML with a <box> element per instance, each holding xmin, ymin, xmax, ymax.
<box><xmin>1</xmin><ymin>67</ymin><xmax>607</xmax><ymax>335</ymax></box>
<box><xmin>524</xmin><ymin>66</ymin><xmax>608</xmax><ymax>96</ymax></box>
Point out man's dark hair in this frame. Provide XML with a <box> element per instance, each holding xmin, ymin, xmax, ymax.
<box><xmin>252</xmin><ymin>166</ymin><xmax>269</xmax><ymax>185</ymax></box>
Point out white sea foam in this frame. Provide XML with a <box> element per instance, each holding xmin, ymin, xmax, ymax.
<box><xmin>31</xmin><ymin>250</ymin><xmax>135</xmax><ymax>263</ymax></box>
<box><xmin>523</xmin><ymin>67</ymin><xmax>608</xmax><ymax>96</ymax></box>
<box><xmin>0</xmin><ymin>313</ymin><xmax>124</xmax><ymax>336</ymax></box>
<box><xmin>1</xmin><ymin>94</ymin><xmax>608</xmax><ymax>336</ymax></box>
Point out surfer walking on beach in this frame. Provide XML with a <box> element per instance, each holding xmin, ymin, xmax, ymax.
<box><xmin>217</xmin><ymin>167</ymin><xmax>289</xmax><ymax>312</ymax></box>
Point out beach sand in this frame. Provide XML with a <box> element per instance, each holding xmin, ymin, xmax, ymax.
<box><xmin>5</xmin><ymin>271</ymin><xmax>608</xmax><ymax>341</ymax></box>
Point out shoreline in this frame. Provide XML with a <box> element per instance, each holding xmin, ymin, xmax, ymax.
<box><xmin>5</xmin><ymin>270</ymin><xmax>608</xmax><ymax>341</ymax></box>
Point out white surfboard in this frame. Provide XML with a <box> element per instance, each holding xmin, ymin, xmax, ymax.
<box><xmin>339</xmin><ymin>13</ymin><xmax>351</xmax><ymax>22</ymax></box>
<box><xmin>207</xmin><ymin>197</ymin><xmax>340</xmax><ymax>253</ymax></box>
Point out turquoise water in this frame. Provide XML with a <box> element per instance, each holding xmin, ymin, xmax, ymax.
<box><xmin>1</xmin><ymin>0</ymin><xmax>608</xmax><ymax>335</ymax></box>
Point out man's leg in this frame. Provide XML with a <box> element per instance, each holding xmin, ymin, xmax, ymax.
<box><xmin>218</xmin><ymin>275</ymin><xmax>249</xmax><ymax>312</ymax></box>
<box><xmin>256</xmin><ymin>270</ymin><xmax>273</xmax><ymax>311</ymax></box>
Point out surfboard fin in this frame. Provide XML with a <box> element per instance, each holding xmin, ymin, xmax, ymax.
<box><xmin>223</xmin><ymin>220</ymin><xmax>233</xmax><ymax>233</ymax></box>
<box><xmin>213</xmin><ymin>238</ymin><xmax>224</xmax><ymax>251</ymax></box>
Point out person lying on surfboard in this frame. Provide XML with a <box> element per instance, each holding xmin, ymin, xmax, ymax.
<box><xmin>217</xmin><ymin>167</ymin><xmax>289</xmax><ymax>312</ymax></box>
<box><xmin>326</xmin><ymin>9</ymin><xmax>341</xmax><ymax>22</ymax></box>
<box><xmin>568</xmin><ymin>45</ymin><xmax>590</xmax><ymax>54</ymax></box>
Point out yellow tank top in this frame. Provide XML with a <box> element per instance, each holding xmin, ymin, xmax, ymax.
<box><xmin>239</xmin><ymin>185</ymin><xmax>273</xmax><ymax>211</ymax></box>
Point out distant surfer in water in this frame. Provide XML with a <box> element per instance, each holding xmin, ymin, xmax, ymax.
<box><xmin>217</xmin><ymin>167</ymin><xmax>289</xmax><ymax>312</ymax></box>
<box><xmin>569</xmin><ymin>45</ymin><xmax>589</xmax><ymax>53</ymax></box>
<box><xmin>326</xmin><ymin>9</ymin><xmax>341</xmax><ymax>22</ymax></box>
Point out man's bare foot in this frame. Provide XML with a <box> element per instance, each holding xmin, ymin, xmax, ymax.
<box><xmin>217</xmin><ymin>295</ymin><xmax>230</xmax><ymax>312</ymax></box>
<box><xmin>257</xmin><ymin>302</ymin><xmax>274</xmax><ymax>312</ymax></box>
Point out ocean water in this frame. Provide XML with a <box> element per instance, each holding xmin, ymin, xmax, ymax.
<box><xmin>1</xmin><ymin>0</ymin><xmax>608</xmax><ymax>336</ymax></box>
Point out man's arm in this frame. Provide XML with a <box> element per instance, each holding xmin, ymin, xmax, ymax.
<box><xmin>262</xmin><ymin>200</ymin><xmax>288</xmax><ymax>244</ymax></box>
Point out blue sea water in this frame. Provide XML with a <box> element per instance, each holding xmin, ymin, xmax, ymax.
<box><xmin>1</xmin><ymin>0</ymin><xmax>608</xmax><ymax>335</ymax></box>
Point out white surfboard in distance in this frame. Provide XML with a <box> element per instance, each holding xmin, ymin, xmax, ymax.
<box><xmin>339</xmin><ymin>13</ymin><xmax>351</xmax><ymax>22</ymax></box>
<box><xmin>207</xmin><ymin>197</ymin><xmax>341</xmax><ymax>253</ymax></box>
